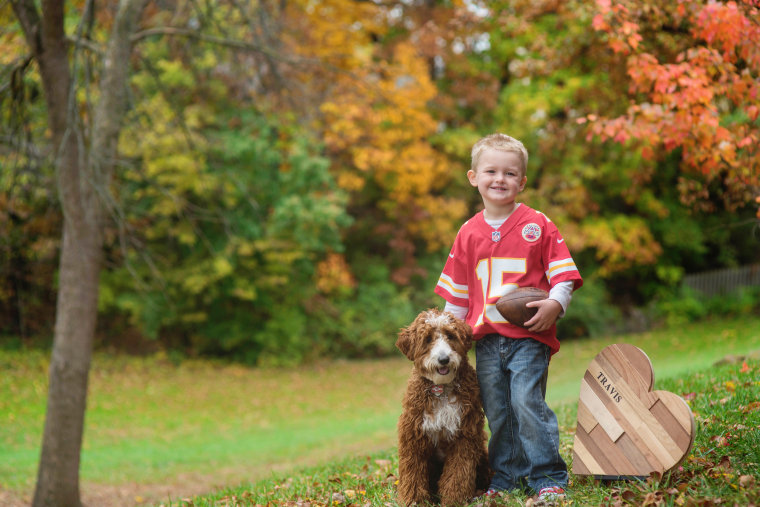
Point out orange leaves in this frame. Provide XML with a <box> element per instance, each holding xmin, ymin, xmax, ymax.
<box><xmin>592</xmin><ymin>0</ymin><xmax>642</xmax><ymax>55</ymax></box>
<box><xmin>693</xmin><ymin>1</ymin><xmax>760</xmax><ymax>68</ymax></box>
<box><xmin>586</xmin><ymin>0</ymin><xmax>760</xmax><ymax>216</ymax></box>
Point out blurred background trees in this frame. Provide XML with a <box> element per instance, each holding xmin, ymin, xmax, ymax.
<box><xmin>2</xmin><ymin>0</ymin><xmax>759</xmax><ymax>365</ymax></box>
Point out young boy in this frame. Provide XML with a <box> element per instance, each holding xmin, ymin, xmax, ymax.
<box><xmin>434</xmin><ymin>133</ymin><xmax>582</xmax><ymax>503</ymax></box>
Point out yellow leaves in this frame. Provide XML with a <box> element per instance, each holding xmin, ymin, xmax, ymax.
<box><xmin>119</xmin><ymin>91</ymin><xmax>214</xmax><ymax>246</ymax></box>
<box><xmin>0</xmin><ymin>16</ymin><xmax>30</xmax><ymax>66</ymax></box>
<box><xmin>335</xmin><ymin>171</ymin><xmax>364</xmax><ymax>192</ymax></box>
<box><xmin>180</xmin><ymin>256</ymin><xmax>233</xmax><ymax>296</ymax></box>
<box><xmin>581</xmin><ymin>215</ymin><xmax>663</xmax><ymax>276</ymax></box>
<box><xmin>154</xmin><ymin>59</ymin><xmax>194</xmax><ymax>89</ymax></box>
<box><xmin>180</xmin><ymin>312</ymin><xmax>207</xmax><ymax>323</ymax></box>
<box><xmin>319</xmin><ymin>39</ymin><xmax>464</xmax><ymax>249</ymax></box>
<box><xmin>174</xmin><ymin>222</ymin><xmax>196</xmax><ymax>246</ymax></box>
<box><xmin>232</xmin><ymin>283</ymin><xmax>257</xmax><ymax>302</ymax></box>
<box><xmin>213</xmin><ymin>257</ymin><xmax>233</xmax><ymax>278</ymax></box>
<box><xmin>182</xmin><ymin>271</ymin><xmax>211</xmax><ymax>295</ymax></box>
<box><xmin>286</xmin><ymin>0</ymin><xmax>385</xmax><ymax>68</ymax></box>
<box><xmin>316</xmin><ymin>253</ymin><xmax>356</xmax><ymax>296</ymax></box>
<box><xmin>407</xmin><ymin>196</ymin><xmax>468</xmax><ymax>252</ymax></box>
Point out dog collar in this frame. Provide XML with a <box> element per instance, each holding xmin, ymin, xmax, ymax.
<box><xmin>431</xmin><ymin>385</ymin><xmax>445</xmax><ymax>397</ymax></box>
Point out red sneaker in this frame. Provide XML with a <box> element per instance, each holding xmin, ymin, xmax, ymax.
<box><xmin>536</xmin><ymin>486</ymin><xmax>566</xmax><ymax>505</ymax></box>
<box><xmin>483</xmin><ymin>488</ymin><xmax>503</xmax><ymax>498</ymax></box>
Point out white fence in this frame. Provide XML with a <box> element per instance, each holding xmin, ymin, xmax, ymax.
<box><xmin>683</xmin><ymin>264</ymin><xmax>760</xmax><ymax>297</ymax></box>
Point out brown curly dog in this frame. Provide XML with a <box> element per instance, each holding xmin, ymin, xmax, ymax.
<box><xmin>395</xmin><ymin>309</ymin><xmax>491</xmax><ymax>506</ymax></box>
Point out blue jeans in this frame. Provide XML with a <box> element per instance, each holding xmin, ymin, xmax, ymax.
<box><xmin>475</xmin><ymin>334</ymin><xmax>567</xmax><ymax>493</ymax></box>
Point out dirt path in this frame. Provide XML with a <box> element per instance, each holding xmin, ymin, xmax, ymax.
<box><xmin>0</xmin><ymin>442</ymin><xmax>393</xmax><ymax>507</ymax></box>
<box><xmin>1</xmin><ymin>467</ymin><xmax>272</xmax><ymax>507</ymax></box>
<box><xmin>2</xmin><ymin>477</ymin><xmax>221</xmax><ymax>507</ymax></box>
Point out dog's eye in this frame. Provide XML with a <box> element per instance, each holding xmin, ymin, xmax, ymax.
<box><xmin>425</xmin><ymin>336</ymin><xmax>432</xmax><ymax>344</ymax></box>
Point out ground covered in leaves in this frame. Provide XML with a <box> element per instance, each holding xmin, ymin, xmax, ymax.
<box><xmin>170</xmin><ymin>358</ymin><xmax>759</xmax><ymax>506</ymax></box>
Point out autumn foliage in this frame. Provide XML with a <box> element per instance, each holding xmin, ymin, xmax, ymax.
<box><xmin>585</xmin><ymin>0</ymin><xmax>760</xmax><ymax>216</ymax></box>
<box><xmin>1</xmin><ymin>0</ymin><xmax>759</xmax><ymax>361</ymax></box>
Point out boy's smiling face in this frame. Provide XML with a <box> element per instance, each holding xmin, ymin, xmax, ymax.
<box><xmin>467</xmin><ymin>148</ymin><xmax>527</xmax><ymax>219</ymax></box>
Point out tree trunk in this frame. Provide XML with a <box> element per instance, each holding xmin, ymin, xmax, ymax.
<box><xmin>33</xmin><ymin>210</ymin><xmax>102</xmax><ymax>507</ymax></box>
<box><xmin>10</xmin><ymin>0</ymin><xmax>147</xmax><ymax>503</ymax></box>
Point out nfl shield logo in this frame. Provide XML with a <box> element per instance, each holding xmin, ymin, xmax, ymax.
<box><xmin>492</xmin><ymin>231</ymin><xmax>501</xmax><ymax>242</ymax></box>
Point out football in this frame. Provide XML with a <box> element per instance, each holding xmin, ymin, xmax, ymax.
<box><xmin>495</xmin><ymin>287</ymin><xmax>549</xmax><ymax>328</ymax></box>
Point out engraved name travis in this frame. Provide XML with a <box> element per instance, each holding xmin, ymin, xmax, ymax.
<box><xmin>596</xmin><ymin>371</ymin><xmax>623</xmax><ymax>403</ymax></box>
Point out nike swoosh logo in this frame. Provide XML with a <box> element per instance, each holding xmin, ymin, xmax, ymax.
<box><xmin>449</xmin><ymin>253</ymin><xmax>455</xmax><ymax>258</ymax></box>
<box><xmin>557</xmin><ymin>238</ymin><xmax>564</xmax><ymax>243</ymax></box>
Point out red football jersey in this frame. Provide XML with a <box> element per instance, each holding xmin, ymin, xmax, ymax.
<box><xmin>435</xmin><ymin>205</ymin><xmax>583</xmax><ymax>354</ymax></box>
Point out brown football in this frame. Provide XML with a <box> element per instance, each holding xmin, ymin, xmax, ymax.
<box><xmin>495</xmin><ymin>287</ymin><xmax>549</xmax><ymax>328</ymax></box>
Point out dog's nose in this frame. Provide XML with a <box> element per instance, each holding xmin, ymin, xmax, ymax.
<box><xmin>438</xmin><ymin>355</ymin><xmax>450</xmax><ymax>365</ymax></box>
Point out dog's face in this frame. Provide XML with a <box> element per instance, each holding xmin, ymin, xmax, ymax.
<box><xmin>396</xmin><ymin>309</ymin><xmax>473</xmax><ymax>385</ymax></box>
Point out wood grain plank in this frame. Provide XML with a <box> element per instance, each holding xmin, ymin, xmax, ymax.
<box><xmin>616</xmin><ymin>432</ymin><xmax>660</xmax><ymax>474</ymax></box>
<box><xmin>588</xmin><ymin>424</ymin><xmax>639</xmax><ymax>476</ymax></box>
<box><xmin>577</xmin><ymin>398</ymin><xmax>599</xmax><ymax>435</ymax></box>
<box><xmin>585</xmin><ymin>363</ymin><xmax>679</xmax><ymax>468</ymax></box>
<box><xmin>650</xmin><ymin>397</ymin><xmax>695</xmax><ymax>455</ymax></box>
<box><xmin>575</xmin><ymin>429</ymin><xmax>616</xmax><ymax>475</ymax></box>
<box><xmin>571</xmin><ymin>447</ymin><xmax>592</xmax><ymax>476</ymax></box>
<box><xmin>594</xmin><ymin>352</ymin><xmax>659</xmax><ymax>408</ymax></box>
<box><xmin>619</xmin><ymin>344</ymin><xmax>653</xmax><ymax>386</ymax></box>
<box><xmin>657</xmin><ymin>392</ymin><xmax>695</xmax><ymax>435</ymax></box>
<box><xmin>572</xmin><ymin>345</ymin><xmax>696</xmax><ymax>477</ymax></box>
<box><xmin>579</xmin><ymin>373</ymin><xmax>624</xmax><ymax>442</ymax></box>
<box><xmin>572</xmin><ymin>436</ymin><xmax>600</xmax><ymax>475</ymax></box>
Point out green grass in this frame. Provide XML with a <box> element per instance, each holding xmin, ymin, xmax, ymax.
<box><xmin>165</xmin><ymin>359</ymin><xmax>760</xmax><ymax>506</ymax></box>
<box><xmin>0</xmin><ymin>314</ymin><xmax>759</xmax><ymax>505</ymax></box>
<box><xmin>0</xmin><ymin>354</ymin><xmax>412</xmax><ymax>497</ymax></box>
<box><xmin>545</xmin><ymin>315</ymin><xmax>760</xmax><ymax>405</ymax></box>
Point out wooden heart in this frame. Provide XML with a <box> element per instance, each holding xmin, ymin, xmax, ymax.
<box><xmin>572</xmin><ymin>344</ymin><xmax>695</xmax><ymax>479</ymax></box>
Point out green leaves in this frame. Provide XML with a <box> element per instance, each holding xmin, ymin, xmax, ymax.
<box><xmin>104</xmin><ymin>106</ymin><xmax>352</xmax><ymax>362</ymax></box>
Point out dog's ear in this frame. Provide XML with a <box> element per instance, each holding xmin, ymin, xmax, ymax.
<box><xmin>454</xmin><ymin>318</ymin><xmax>474</xmax><ymax>351</ymax></box>
<box><xmin>396</xmin><ymin>326</ymin><xmax>416</xmax><ymax>361</ymax></box>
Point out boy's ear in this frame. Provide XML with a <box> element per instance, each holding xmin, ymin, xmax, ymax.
<box><xmin>519</xmin><ymin>175</ymin><xmax>527</xmax><ymax>190</ymax></box>
<box><xmin>467</xmin><ymin>169</ymin><xmax>478</xmax><ymax>187</ymax></box>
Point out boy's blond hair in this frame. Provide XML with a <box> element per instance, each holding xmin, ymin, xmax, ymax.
<box><xmin>471</xmin><ymin>133</ymin><xmax>529</xmax><ymax>175</ymax></box>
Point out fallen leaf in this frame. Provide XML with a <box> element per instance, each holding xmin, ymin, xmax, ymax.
<box><xmin>642</xmin><ymin>491</ymin><xmax>659</xmax><ymax>506</ymax></box>
<box><xmin>621</xmin><ymin>489</ymin><xmax>637</xmax><ymax>501</ymax></box>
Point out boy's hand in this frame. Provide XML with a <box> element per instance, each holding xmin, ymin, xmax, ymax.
<box><xmin>524</xmin><ymin>299</ymin><xmax>562</xmax><ymax>332</ymax></box>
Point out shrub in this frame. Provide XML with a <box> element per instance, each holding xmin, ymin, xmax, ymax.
<box><xmin>309</xmin><ymin>261</ymin><xmax>417</xmax><ymax>359</ymax></box>
<box><xmin>649</xmin><ymin>285</ymin><xmax>760</xmax><ymax>328</ymax></box>
<box><xmin>557</xmin><ymin>277</ymin><xmax>621</xmax><ymax>340</ymax></box>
